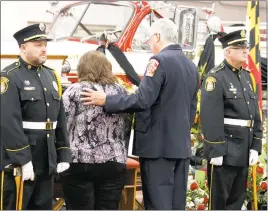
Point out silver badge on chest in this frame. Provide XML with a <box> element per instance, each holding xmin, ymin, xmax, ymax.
<box><xmin>52</xmin><ymin>81</ymin><xmax>58</xmax><ymax>92</ymax></box>
<box><xmin>24</xmin><ymin>80</ymin><xmax>30</xmax><ymax>85</ymax></box>
<box><xmin>229</xmin><ymin>83</ymin><xmax>237</xmax><ymax>93</ymax></box>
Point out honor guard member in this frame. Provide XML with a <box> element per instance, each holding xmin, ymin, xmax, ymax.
<box><xmin>200</xmin><ymin>30</ymin><xmax>263</xmax><ymax>210</ymax></box>
<box><xmin>80</xmin><ymin>18</ymin><xmax>199</xmax><ymax>210</ymax></box>
<box><xmin>0</xmin><ymin>24</ymin><xmax>72</xmax><ymax>210</ymax></box>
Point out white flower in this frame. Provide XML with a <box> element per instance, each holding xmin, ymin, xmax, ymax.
<box><xmin>194</xmin><ymin>197</ymin><xmax>203</xmax><ymax>205</ymax></box>
<box><xmin>186</xmin><ymin>201</ymin><xmax>195</xmax><ymax>208</ymax></box>
<box><xmin>186</xmin><ymin>197</ymin><xmax>192</xmax><ymax>202</ymax></box>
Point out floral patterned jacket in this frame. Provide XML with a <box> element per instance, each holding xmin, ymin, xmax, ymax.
<box><xmin>62</xmin><ymin>81</ymin><xmax>132</xmax><ymax>164</ymax></box>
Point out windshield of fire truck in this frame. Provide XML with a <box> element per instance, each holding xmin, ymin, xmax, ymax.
<box><xmin>49</xmin><ymin>2</ymin><xmax>134</xmax><ymax>41</ymax></box>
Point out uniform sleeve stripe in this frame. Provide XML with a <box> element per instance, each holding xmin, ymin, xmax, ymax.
<box><xmin>56</xmin><ymin>147</ymin><xmax>70</xmax><ymax>150</ymax></box>
<box><xmin>254</xmin><ymin>137</ymin><xmax>262</xmax><ymax>140</ymax></box>
<box><xmin>6</xmin><ymin>145</ymin><xmax>29</xmax><ymax>152</ymax></box>
<box><xmin>204</xmin><ymin>139</ymin><xmax>225</xmax><ymax>144</ymax></box>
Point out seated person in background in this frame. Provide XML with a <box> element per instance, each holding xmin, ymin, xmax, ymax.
<box><xmin>61</xmin><ymin>50</ymin><xmax>133</xmax><ymax>210</ymax></box>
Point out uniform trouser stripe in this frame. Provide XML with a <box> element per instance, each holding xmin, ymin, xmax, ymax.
<box><xmin>209</xmin><ymin>165</ymin><xmax>214</xmax><ymax>210</ymax></box>
<box><xmin>0</xmin><ymin>171</ymin><xmax>4</xmax><ymax>210</ymax></box>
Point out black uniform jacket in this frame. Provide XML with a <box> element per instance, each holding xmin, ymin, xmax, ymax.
<box><xmin>104</xmin><ymin>44</ymin><xmax>199</xmax><ymax>159</ymax></box>
<box><xmin>200</xmin><ymin>60</ymin><xmax>262</xmax><ymax>166</ymax></box>
<box><xmin>0</xmin><ymin>57</ymin><xmax>71</xmax><ymax>174</ymax></box>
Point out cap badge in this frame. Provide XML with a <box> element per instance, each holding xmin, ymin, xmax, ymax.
<box><xmin>39</xmin><ymin>23</ymin><xmax>46</xmax><ymax>32</ymax></box>
<box><xmin>240</xmin><ymin>30</ymin><xmax>246</xmax><ymax>38</ymax></box>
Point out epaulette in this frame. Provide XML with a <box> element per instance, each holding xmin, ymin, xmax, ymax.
<box><xmin>1</xmin><ymin>61</ymin><xmax>20</xmax><ymax>75</ymax></box>
<box><xmin>243</xmin><ymin>68</ymin><xmax>250</xmax><ymax>72</ymax></box>
<box><xmin>42</xmin><ymin>64</ymin><xmax>54</xmax><ymax>71</ymax></box>
<box><xmin>208</xmin><ymin>62</ymin><xmax>225</xmax><ymax>75</ymax></box>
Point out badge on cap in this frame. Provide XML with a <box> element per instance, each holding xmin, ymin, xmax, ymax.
<box><xmin>1</xmin><ymin>77</ymin><xmax>9</xmax><ymax>94</ymax></box>
<box><xmin>39</xmin><ymin>23</ymin><xmax>46</xmax><ymax>32</ymax></box>
<box><xmin>52</xmin><ymin>81</ymin><xmax>58</xmax><ymax>92</ymax></box>
<box><xmin>205</xmin><ymin>76</ymin><xmax>216</xmax><ymax>92</ymax></box>
<box><xmin>145</xmin><ymin>59</ymin><xmax>159</xmax><ymax>77</ymax></box>
<box><xmin>240</xmin><ymin>30</ymin><xmax>246</xmax><ymax>38</ymax></box>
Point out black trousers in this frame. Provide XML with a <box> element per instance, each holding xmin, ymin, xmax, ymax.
<box><xmin>60</xmin><ymin>161</ymin><xmax>127</xmax><ymax>210</ymax></box>
<box><xmin>207</xmin><ymin>164</ymin><xmax>248</xmax><ymax>210</ymax></box>
<box><xmin>139</xmin><ymin>157</ymin><xmax>190</xmax><ymax>210</ymax></box>
<box><xmin>0</xmin><ymin>171</ymin><xmax>55</xmax><ymax>210</ymax></box>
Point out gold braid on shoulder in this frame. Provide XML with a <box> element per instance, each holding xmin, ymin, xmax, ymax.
<box><xmin>249</xmin><ymin>72</ymin><xmax>257</xmax><ymax>93</ymax></box>
<box><xmin>52</xmin><ymin>70</ymin><xmax>62</xmax><ymax>99</ymax></box>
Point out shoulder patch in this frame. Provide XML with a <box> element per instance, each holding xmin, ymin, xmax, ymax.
<box><xmin>145</xmin><ymin>59</ymin><xmax>159</xmax><ymax>77</ymax></box>
<box><xmin>1</xmin><ymin>61</ymin><xmax>20</xmax><ymax>74</ymax></box>
<box><xmin>204</xmin><ymin>76</ymin><xmax>216</xmax><ymax>92</ymax></box>
<box><xmin>209</xmin><ymin>63</ymin><xmax>225</xmax><ymax>74</ymax></box>
<box><xmin>1</xmin><ymin>77</ymin><xmax>9</xmax><ymax>94</ymax></box>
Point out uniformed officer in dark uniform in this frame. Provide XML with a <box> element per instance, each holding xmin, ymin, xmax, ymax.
<box><xmin>200</xmin><ymin>29</ymin><xmax>263</xmax><ymax>210</ymax></box>
<box><xmin>80</xmin><ymin>18</ymin><xmax>199</xmax><ymax>210</ymax></box>
<box><xmin>0</xmin><ymin>24</ymin><xmax>72</xmax><ymax>209</ymax></box>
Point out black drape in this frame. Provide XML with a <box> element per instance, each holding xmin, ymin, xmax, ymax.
<box><xmin>96</xmin><ymin>44</ymin><xmax>141</xmax><ymax>86</ymax></box>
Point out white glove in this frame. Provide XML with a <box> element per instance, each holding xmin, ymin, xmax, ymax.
<box><xmin>21</xmin><ymin>161</ymin><xmax>35</xmax><ymax>181</ymax></box>
<box><xmin>249</xmin><ymin>149</ymin><xmax>258</xmax><ymax>166</ymax></box>
<box><xmin>210</xmin><ymin>156</ymin><xmax>223</xmax><ymax>166</ymax></box>
<box><xmin>57</xmin><ymin>162</ymin><xmax>70</xmax><ymax>173</ymax></box>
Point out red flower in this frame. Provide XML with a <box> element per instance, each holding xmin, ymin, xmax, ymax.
<box><xmin>190</xmin><ymin>182</ymin><xmax>199</xmax><ymax>190</ymax></box>
<box><xmin>198</xmin><ymin>134</ymin><xmax>204</xmax><ymax>141</ymax></box>
<box><xmin>205</xmin><ymin>181</ymin><xmax>208</xmax><ymax>187</ymax></box>
<box><xmin>260</xmin><ymin>181</ymin><xmax>267</xmax><ymax>191</ymax></box>
<box><xmin>197</xmin><ymin>204</ymin><xmax>206</xmax><ymax>210</ymax></box>
<box><xmin>246</xmin><ymin>181</ymin><xmax>250</xmax><ymax>188</ymax></box>
<box><xmin>203</xmin><ymin>196</ymin><xmax>209</xmax><ymax>204</ymax></box>
<box><xmin>256</xmin><ymin>166</ymin><xmax>264</xmax><ymax>175</ymax></box>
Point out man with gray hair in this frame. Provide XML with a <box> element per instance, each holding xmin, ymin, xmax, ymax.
<box><xmin>200</xmin><ymin>30</ymin><xmax>262</xmax><ymax>209</ymax></box>
<box><xmin>80</xmin><ymin>18</ymin><xmax>199</xmax><ymax>209</ymax></box>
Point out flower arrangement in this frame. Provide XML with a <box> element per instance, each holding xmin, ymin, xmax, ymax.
<box><xmin>117</xmin><ymin>77</ymin><xmax>137</xmax><ymax>94</ymax></box>
<box><xmin>245</xmin><ymin>119</ymin><xmax>267</xmax><ymax>208</ymax></box>
<box><xmin>186</xmin><ymin>180</ymin><xmax>209</xmax><ymax>210</ymax></box>
<box><xmin>190</xmin><ymin>90</ymin><xmax>204</xmax><ymax>149</ymax></box>
<box><xmin>245</xmin><ymin>163</ymin><xmax>267</xmax><ymax>203</ymax></box>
